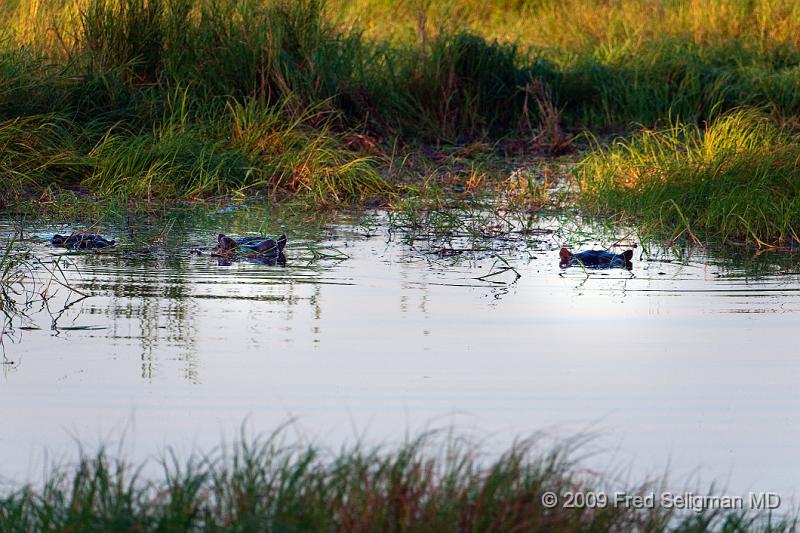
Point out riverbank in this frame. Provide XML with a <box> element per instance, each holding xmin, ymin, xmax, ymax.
<box><xmin>1</xmin><ymin>0</ymin><xmax>800</xmax><ymax>247</ymax></box>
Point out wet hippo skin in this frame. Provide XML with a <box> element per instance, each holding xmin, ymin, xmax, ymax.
<box><xmin>51</xmin><ymin>233</ymin><xmax>116</xmax><ymax>249</ymax></box>
<box><xmin>559</xmin><ymin>247</ymin><xmax>633</xmax><ymax>270</ymax></box>
<box><xmin>214</xmin><ymin>234</ymin><xmax>287</xmax><ymax>255</ymax></box>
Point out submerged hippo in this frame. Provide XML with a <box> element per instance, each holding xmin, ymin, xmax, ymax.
<box><xmin>213</xmin><ymin>234</ymin><xmax>287</xmax><ymax>256</ymax></box>
<box><xmin>559</xmin><ymin>247</ymin><xmax>633</xmax><ymax>270</ymax></box>
<box><xmin>51</xmin><ymin>232</ymin><xmax>116</xmax><ymax>250</ymax></box>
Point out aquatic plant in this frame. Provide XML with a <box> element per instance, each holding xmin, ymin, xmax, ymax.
<box><xmin>0</xmin><ymin>236</ymin><xmax>32</xmax><ymax>352</ymax></box>
<box><xmin>0</xmin><ymin>237</ymin><xmax>25</xmax><ymax>310</ymax></box>
<box><xmin>0</xmin><ymin>233</ymin><xmax>91</xmax><ymax>355</ymax></box>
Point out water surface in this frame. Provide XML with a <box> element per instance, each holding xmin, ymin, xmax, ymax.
<box><xmin>1</xmin><ymin>211</ymin><xmax>798</xmax><ymax>502</ymax></box>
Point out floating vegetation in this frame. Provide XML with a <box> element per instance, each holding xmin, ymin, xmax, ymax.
<box><xmin>0</xmin><ymin>233</ymin><xmax>88</xmax><ymax>358</ymax></box>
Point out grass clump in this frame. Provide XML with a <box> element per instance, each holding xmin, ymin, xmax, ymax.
<box><xmin>0</xmin><ymin>114</ymin><xmax>88</xmax><ymax>201</ymax></box>
<box><xmin>0</xmin><ymin>432</ymin><xmax>794</xmax><ymax>532</ymax></box>
<box><xmin>0</xmin><ymin>91</ymin><xmax>390</xmax><ymax>205</ymax></box>
<box><xmin>79</xmin><ymin>101</ymin><xmax>390</xmax><ymax>202</ymax></box>
<box><xmin>577</xmin><ymin>109</ymin><xmax>800</xmax><ymax>247</ymax></box>
<box><xmin>389</xmin><ymin>32</ymin><xmax>550</xmax><ymax>140</ymax></box>
<box><xmin>226</xmin><ymin>98</ymin><xmax>391</xmax><ymax>202</ymax></box>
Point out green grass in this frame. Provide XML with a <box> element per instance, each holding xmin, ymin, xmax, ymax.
<box><xmin>2</xmin><ymin>0</ymin><xmax>800</xmax><ymax>242</ymax></box>
<box><xmin>6</xmin><ymin>0</ymin><xmax>800</xmax><ymax>134</ymax></box>
<box><xmin>0</xmin><ymin>97</ymin><xmax>391</xmax><ymax>204</ymax></box>
<box><xmin>0</xmin><ymin>432</ymin><xmax>795</xmax><ymax>532</ymax></box>
<box><xmin>577</xmin><ymin>109</ymin><xmax>800</xmax><ymax>247</ymax></box>
<box><xmin>0</xmin><ymin>1</ymin><xmax>401</xmax><ymax>204</ymax></box>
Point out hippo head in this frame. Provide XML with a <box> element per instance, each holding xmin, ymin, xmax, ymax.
<box><xmin>215</xmin><ymin>234</ymin><xmax>239</xmax><ymax>253</ymax></box>
<box><xmin>559</xmin><ymin>247</ymin><xmax>573</xmax><ymax>266</ymax></box>
<box><xmin>51</xmin><ymin>234</ymin><xmax>66</xmax><ymax>246</ymax></box>
<box><xmin>620</xmin><ymin>249</ymin><xmax>634</xmax><ymax>270</ymax></box>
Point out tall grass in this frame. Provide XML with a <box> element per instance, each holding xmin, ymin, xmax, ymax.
<box><xmin>577</xmin><ymin>109</ymin><xmax>800</xmax><ymax>246</ymax></box>
<box><xmin>2</xmin><ymin>0</ymin><xmax>800</xmax><ymax>206</ymax></box>
<box><xmin>329</xmin><ymin>0</ymin><xmax>800</xmax><ymax>52</ymax></box>
<box><xmin>0</xmin><ymin>115</ymin><xmax>91</xmax><ymax>195</ymax></box>
<box><xmin>228</xmin><ymin>99</ymin><xmax>390</xmax><ymax>201</ymax></box>
<box><xmin>0</xmin><ymin>99</ymin><xmax>389</xmax><ymax>202</ymax></box>
<box><xmin>0</xmin><ymin>0</ymin><xmax>399</xmax><ymax>203</ymax></box>
<box><xmin>6</xmin><ymin>0</ymin><xmax>800</xmax><ymax>134</ymax></box>
<box><xmin>0</xmin><ymin>432</ymin><xmax>794</xmax><ymax>532</ymax></box>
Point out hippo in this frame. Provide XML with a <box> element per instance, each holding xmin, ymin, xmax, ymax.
<box><xmin>51</xmin><ymin>232</ymin><xmax>116</xmax><ymax>250</ymax></box>
<box><xmin>215</xmin><ymin>253</ymin><xmax>286</xmax><ymax>267</ymax></box>
<box><xmin>213</xmin><ymin>234</ymin><xmax>287</xmax><ymax>256</ymax></box>
<box><xmin>559</xmin><ymin>247</ymin><xmax>633</xmax><ymax>270</ymax></box>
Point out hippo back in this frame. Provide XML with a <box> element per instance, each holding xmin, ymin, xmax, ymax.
<box><xmin>573</xmin><ymin>249</ymin><xmax>633</xmax><ymax>269</ymax></box>
<box><xmin>560</xmin><ymin>248</ymin><xmax>633</xmax><ymax>269</ymax></box>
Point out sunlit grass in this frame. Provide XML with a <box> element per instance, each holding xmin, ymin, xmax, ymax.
<box><xmin>328</xmin><ymin>0</ymin><xmax>800</xmax><ymax>52</ymax></box>
<box><xmin>577</xmin><ymin>109</ymin><xmax>800</xmax><ymax>246</ymax></box>
<box><xmin>5</xmin><ymin>0</ymin><xmax>800</xmax><ymax>137</ymax></box>
<box><xmin>1</xmin><ymin>0</ymin><xmax>800</xmax><ymax>230</ymax></box>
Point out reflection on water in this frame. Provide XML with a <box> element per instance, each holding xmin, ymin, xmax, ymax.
<box><xmin>1</xmin><ymin>211</ymin><xmax>799</xmax><ymax>501</ymax></box>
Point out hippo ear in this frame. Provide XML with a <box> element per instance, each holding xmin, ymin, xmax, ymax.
<box><xmin>277</xmin><ymin>234</ymin><xmax>287</xmax><ymax>251</ymax></box>
<box><xmin>622</xmin><ymin>250</ymin><xmax>634</xmax><ymax>261</ymax></box>
<box><xmin>559</xmin><ymin>247</ymin><xmax>572</xmax><ymax>262</ymax></box>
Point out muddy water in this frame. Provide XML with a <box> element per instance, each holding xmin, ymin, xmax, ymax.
<box><xmin>1</xmin><ymin>211</ymin><xmax>799</xmax><ymax>501</ymax></box>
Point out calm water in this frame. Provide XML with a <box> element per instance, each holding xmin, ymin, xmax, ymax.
<box><xmin>1</xmin><ymin>210</ymin><xmax>799</xmax><ymax>502</ymax></box>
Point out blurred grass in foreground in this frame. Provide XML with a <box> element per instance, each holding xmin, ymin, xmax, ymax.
<box><xmin>0</xmin><ymin>430</ymin><xmax>795</xmax><ymax>532</ymax></box>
